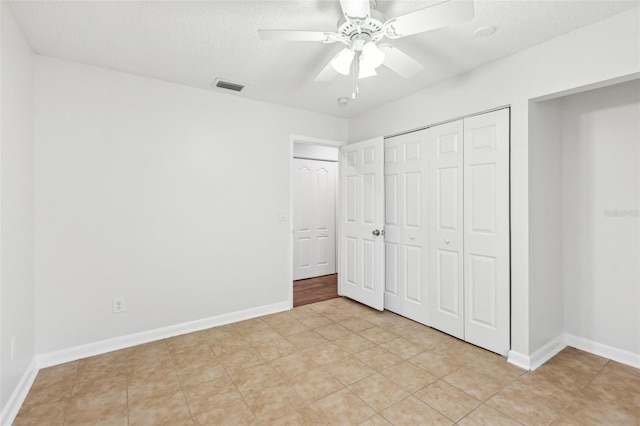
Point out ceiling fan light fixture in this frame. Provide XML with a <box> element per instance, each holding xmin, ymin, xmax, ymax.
<box><xmin>331</xmin><ymin>48</ymin><xmax>355</xmax><ymax>75</ymax></box>
<box><xmin>361</xmin><ymin>42</ymin><xmax>385</xmax><ymax>69</ymax></box>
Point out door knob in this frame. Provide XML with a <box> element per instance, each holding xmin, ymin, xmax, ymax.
<box><xmin>372</xmin><ymin>229</ymin><xmax>381</xmax><ymax>236</ymax></box>
<box><xmin>445</xmin><ymin>239</ymin><xmax>450</xmax><ymax>244</ymax></box>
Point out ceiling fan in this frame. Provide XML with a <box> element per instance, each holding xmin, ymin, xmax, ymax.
<box><xmin>258</xmin><ymin>0</ymin><xmax>474</xmax><ymax>99</ymax></box>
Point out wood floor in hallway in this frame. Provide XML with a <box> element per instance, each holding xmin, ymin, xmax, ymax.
<box><xmin>293</xmin><ymin>274</ymin><xmax>338</xmax><ymax>307</ymax></box>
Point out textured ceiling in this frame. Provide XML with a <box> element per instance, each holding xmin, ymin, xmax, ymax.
<box><xmin>8</xmin><ymin>0</ymin><xmax>639</xmax><ymax>118</ymax></box>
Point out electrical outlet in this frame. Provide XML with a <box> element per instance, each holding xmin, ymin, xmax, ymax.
<box><xmin>112</xmin><ymin>298</ymin><xmax>125</xmax><ymax>314</ymax></box>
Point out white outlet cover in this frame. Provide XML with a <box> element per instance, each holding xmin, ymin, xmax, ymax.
<box><xmin>112</xmin><ymin>298</ymin><xmax>125</xmax><ymax>313</ymax></box>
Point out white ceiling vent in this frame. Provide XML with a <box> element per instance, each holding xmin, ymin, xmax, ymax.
<box><xmin>212</xmin><ymin>78</ymin><xmax>245</xmax><ymax>92</ymax></box>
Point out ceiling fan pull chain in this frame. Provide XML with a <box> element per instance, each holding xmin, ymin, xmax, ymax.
<box><xmin>352</xmin><ymin>51</ymin><xmax>360</xmax><ymax>100</ymax></box>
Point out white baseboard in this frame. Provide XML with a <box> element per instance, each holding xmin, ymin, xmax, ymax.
<box><xmin>507</xmin><ymin>350</ymin><xmax>531</xmax><ymax>370</ymax></box>
<box><xmin>0</xmin><ymin>357</ymin><xmax>38</xmax><ymax>426</ymax></box>
<box><xmin>565</xmin><ymin>333</ymin><xmax>640</xmax><ymax>369</ymax></box>
<box><xmin>507</xmin><ymin>334</ymin><xmax>566</xmax><ymax>371</ymax></box>
<box><xmin>507</xmin><ymin>333</ymin><xmax>640</xmax><ymax>372</ymax></box>
<box><xmin>37</xmin><ymin>301</ymin><xmax>290</xmax><ymax>368</ymax></box>
<box><xmin>529</xmin><ymin>333</ymin><xmax>567</xmax><ymax>371</ymax></box>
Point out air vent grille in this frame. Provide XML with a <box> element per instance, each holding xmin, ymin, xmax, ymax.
<box><xmin>213</xmin><ymin>79</ymin><xmax>245</xmax><ymax>92</ymax></box>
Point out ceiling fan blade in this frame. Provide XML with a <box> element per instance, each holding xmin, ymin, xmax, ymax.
<box><xmin>314</xmin><ymin>60</ymin><xmax>339</xmax><ymax>82</ymax></box>
<box><xmin>384</xmin><ymin>0</ymin><xmax>474</xmax><ymax>39</ymax></box>
<box><xmin>379</xmin><ymin>45</ymin><xmax>424</xmax><ymax>78</ymax></box>
<box><xmin>258</xmin><ymin>29</ymin><xmax>338</xmax><ymax>43</ymax></box>
<box><xmin>339</xmin><ymin>0</ymin><xmax>370</xmax><ymax>24</ymax></box>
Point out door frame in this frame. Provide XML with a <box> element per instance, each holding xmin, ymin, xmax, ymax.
<box><xmin>288</xmin><ymin>134</ymin><xmax>345</xmax><ymax>308</ymax></box>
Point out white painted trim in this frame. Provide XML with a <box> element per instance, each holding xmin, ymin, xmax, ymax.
<box><xmin>529</xmin><ymin>333</ymin><xmax>566</xmax><ymax>371</ymax></box>
<box><xmin>336</xmin><ymin>147</ymin><xmax>342</xmax><ymax>297</ymax></box>
<box><xmin>530</xmin><ymin>72</ymin><xmax>640</xmax><ymax>103</ymax></box>
<box><xmin>507</xmin><ymin>350</ymin><xmax>531</xmax><ymax>370</ymax></box>
<box><xmin>507</xmin><ymin>333</ymin><xmax>566</xmax><ymax>371</ymax></box>
<box><xmin>289</xmin><ymin>136</ymin><xmax>295</xmax><ymax>309</ymax></box>
<box><xmin>37</xmin><ymin>301</ymin><xmax>289</xmax><ymax>368</ymax></box>
<box><xmin>0</xmin><ymin>358</ymin><xmax>38</xmax><ymax>426</ymax></box>
<box><xmin>508</xmin><ymin>333</ymin><xmax>640</xmax><ymax>371</ymax></box>
<box><xmin>565</xmin><ymin>333</ymin><xmax>640</xmax><ymax>369</ymax></box>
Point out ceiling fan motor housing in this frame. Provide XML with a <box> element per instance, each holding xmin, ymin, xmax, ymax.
<box><xmin>337</xmin><ymin>9</ymin><xmax>386</xmax><ymax>46</ymax></box>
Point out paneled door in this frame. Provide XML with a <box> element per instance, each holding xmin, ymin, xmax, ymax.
<box><xmin>384</xmin><ymin>130</ymin><xmax>429</xmax><ymax>324</ymax></box>
<box><xmin>293</xmin><ymin>159</ymin><xmax>337</xmax><ymax>280</ymax></box>
<box><xmin>463</xmin><ymin>109</ymin><xmax>510</xmax><ymax>355</ymax></box>
<box><xmin>427</xmin><ymin>120</ymin><xmax>465</xmax><ymax>339</ymax></box>
<box><xmin>340</xmin><ymin>137</ymin><xmax>385</xmax><ymax>311</ymax></box>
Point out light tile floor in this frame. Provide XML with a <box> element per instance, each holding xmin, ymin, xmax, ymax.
<box><xmin>14</xmin><ymin>297</ymin><xmax>640</xmax><ymax>425</ymax></box>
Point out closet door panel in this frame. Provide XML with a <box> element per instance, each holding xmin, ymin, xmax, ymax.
<box><xmin>463</xmin><ymin>109</ymin><xmax>510</xmax><ymax>356</ymax></box>
<box><xmin>383</xmin><ymin>130</ymin><xmax>429</xmax><ymax>325</ymax></box>
<box><xmin>385</xmin><ymin>241</ymin><xmax>399</xmax><ymax>295</ymax></box>
<box><xmin>436</xmin><ymin>249</ymin><xmax>460</xmax><ymax>315</ymax></box>
<box><xmin>340</xmin><ymin>138</ymin><xmax>385</xmax><ymax>310</ymax></box>
<box><xmin>428</xmin><ymin>120</ymin><xmax>465</xmax><ymax>339</ymax></box>
<box><xmin>384</xmin><ymin>144</ymin><xmax>402</xmax><ymax>299</ymax></box>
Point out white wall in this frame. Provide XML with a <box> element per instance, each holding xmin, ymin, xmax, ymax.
<box><xmin>528</xmin><ymin>99</ymin><xmax>564</xmax><ymax>353</ymax></box>
<box><xmin>562</xmin><ymin>80</ymin><xmax>640</xmax><ymax>355</ymax></box>
<box><xmin>34</xmin><ymin>56</ymin><xmax>347</xmax><ymax>354</ymax></box>
<box><xmin>0</xmin><ymin>1</ymin><xmax>36</xmax><ymax>414</ymax></box>
<box><xmin>348</xmin><ymin>8</ymin><xmax>639</xmax><ymax>358</ymax></box>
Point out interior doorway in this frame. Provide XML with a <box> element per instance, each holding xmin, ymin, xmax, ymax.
<box><xmin>290</xmin><ymin>135</ymin><xmax>343</xmax><ymax>307</ymax></box>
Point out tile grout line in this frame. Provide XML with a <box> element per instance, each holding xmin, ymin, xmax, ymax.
<box><xmin>60</xmin><ymin>361</ymin><xmax>79</xmax><ymax>426</ymax></box>
<box><xmin>125</xmin><ymin>353</ymin><xmax>130</xmax><ymax>426</ymax></box>
<box><xmin>170</xmin><ymin>337</ymin><xmax>197</xmax><ymax>425</ymax></box>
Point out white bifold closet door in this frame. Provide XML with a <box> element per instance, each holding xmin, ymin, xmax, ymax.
<box><xmin>339</xmin><ymin>138</ymin><xmax>385</xmax><ymax>311</ymax></box>
<box><xmin>383</xmin><ymin>108</ymin><xmax>510</xmax><ymax>356</ymax></box>
<box><xmin>384</xmin><ymin>130</ymin><xmax>429</xmax><ymax>324</ymax></box>
<box><xmin>427</xmin><ymin>120</ymin><xmax>465</xmax><ymax>340</ymax></box>
<box><xmin>292</xmin><ymin>158</ymin><xmax>337</xmax><ymax>280</ymax></box>
<box><xmin>462</xmin><ymin>110</ymin><xmax>510</xmax><ymax>355</ymax></box>
<box><xmin>427</xmin><ymin>109</ymin><xmax>510</xmax><ymax>355</ymax></box>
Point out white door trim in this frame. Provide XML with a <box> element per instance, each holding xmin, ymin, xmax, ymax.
<box><xmin>289</xmin><ymin>135</ymin><xmax>345</xmax><ymax>309</ymax></box>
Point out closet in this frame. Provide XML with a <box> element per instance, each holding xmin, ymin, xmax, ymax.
<box><xmin>383</xmin><ymin>108</ymin><xmax>510</xmax><ymax>355</ymax></box>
